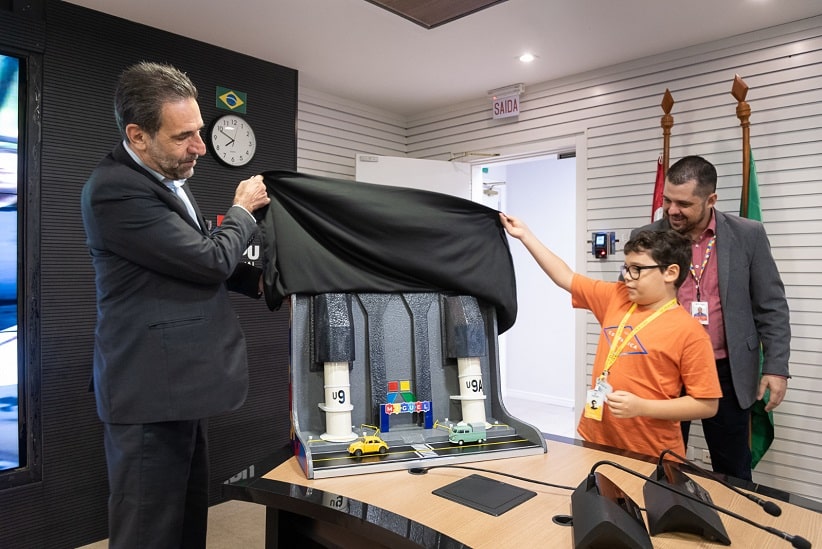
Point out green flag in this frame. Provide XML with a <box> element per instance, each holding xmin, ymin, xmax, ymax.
<box><xmin>741</xmin><ymin>151</ymin><xmax>762</xmax><ymax>220</ymax></box>
<box><xmin>742</xmin><ymin>151</ymin><xmax>773</xmax><ymax>469</ymax></box>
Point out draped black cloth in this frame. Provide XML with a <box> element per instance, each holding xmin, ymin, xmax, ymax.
<box><xmin>258</xmin><ymin>171</ymin><xmax>518</xmax><ymax>333</ymax></box>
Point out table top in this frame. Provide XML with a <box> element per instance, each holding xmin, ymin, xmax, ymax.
<box><xmin>224</xmin><ymin>435</ymin><xmax>821</xmax><ymax>548</ymax></box>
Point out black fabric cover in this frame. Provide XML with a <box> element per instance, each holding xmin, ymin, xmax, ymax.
<box><xmin>258</xmin><ymin>171</ymin><xmax>518</xmax><ymax>333</ymax></box>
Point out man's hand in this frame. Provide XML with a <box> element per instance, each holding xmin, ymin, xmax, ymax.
<box><xmin>234</xmin><ymin>174</ymin><xmax>270</xmax><ymax>212</ymax></box>
<box><xmin>758</xmin><ymin>374</ymin><xmax>788</xmax><ymax>412</ymax></box>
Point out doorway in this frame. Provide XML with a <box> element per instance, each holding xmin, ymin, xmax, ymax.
<box><xmin>472</xmin><ymin>152</ymin><xmax>580</xmax><ymax>439</ymax></box>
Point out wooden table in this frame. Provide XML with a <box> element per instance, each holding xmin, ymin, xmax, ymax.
<box><xmin>224</xmin><ymin>436</ymin><xmax>821</xmax><ymax>548</ymax></box>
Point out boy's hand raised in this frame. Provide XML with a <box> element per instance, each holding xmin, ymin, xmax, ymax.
<box><xmin>499</xmin><ymin>211</ymin><xmax>574</xmax><ymax>292</ymax></box>
<box><xmin>499</xmin><ymin>212</ymin><xmax>529</xmax><ymax>240</ymax></box>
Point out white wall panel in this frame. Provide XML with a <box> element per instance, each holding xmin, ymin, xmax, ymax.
<box><xmin>297</xmin><ymin>87</ymin><xmax>406</xmax><ymax>179</ymax></box>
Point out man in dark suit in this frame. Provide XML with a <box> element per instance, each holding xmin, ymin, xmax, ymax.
<box><xmin>632</xmin><ymin>155</ymin><xmax>790</xmax><ymax>480</ymax></box>
<box><xmin>81</xmin><ymin>62</ymin><xmax>271</xmax><ymax>548</ymax></box>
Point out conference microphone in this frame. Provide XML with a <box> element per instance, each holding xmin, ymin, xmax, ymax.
<box><xmin>658</xmin><ymin>448</ymin><xmax>782</xmax><ymax>517</ymax></box>
<box><xmin>643</xmin><ymin>459</ymin><xmax>730</xmax><ymax>544</ymax></box>
<box><xmin>590</xmin><ymin>460</ymin><xmax>812</xmax><ymax>549</ymax></box>
<box><xmin>571</xmin><ymin>469</ymin><xmax>653</xmax><ymax>549</ymax></box>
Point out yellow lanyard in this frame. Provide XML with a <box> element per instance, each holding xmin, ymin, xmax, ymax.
<box><xmin>602</xmin><ymin>298</ymin><xmax>679</xmax><ymax>375</ymax></box>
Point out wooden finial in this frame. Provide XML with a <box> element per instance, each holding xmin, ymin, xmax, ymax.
<box><xmin>661</xmin><ymin>88</ymin><xmax>674</xmax><ymax>114</ymax></box>
<box><xmin>731</xmin><ymin>74</ymin><xmax>748</xmax><ymax>103</ymax></box>
<box><xmin>660</xmin><ymin>89</ymin><xmax>675</xmax><ymax>172</ymax></box>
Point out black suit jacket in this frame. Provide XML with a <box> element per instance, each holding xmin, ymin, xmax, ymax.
<box><xmin>635</xmin><ymin>210</ymin><xmax>790</xmax><ymax>408</ymax></box>
<box><xmin>81</xmin><ymin>142</ymin><xmax>261</xmax><ymax>423</ymax></box>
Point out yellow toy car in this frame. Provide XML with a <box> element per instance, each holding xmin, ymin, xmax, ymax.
<box><xmin>348</xmin><ymin>435</ymin><xmax>389</xmax><ymax>457</ymax></box>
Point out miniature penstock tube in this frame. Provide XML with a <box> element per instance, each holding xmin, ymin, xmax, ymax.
<box><xmin>314</xmin><ymin>293</ymin><xmax>358</xmax><ymax>442</ymax></box>
<box><xmin>444</xmin><ymin>296</ymin><xmax>488</xmax><ymax>426</ymax></box>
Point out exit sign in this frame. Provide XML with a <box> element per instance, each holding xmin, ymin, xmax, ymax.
<box><xmin>492</xmin><ymin>93</ymin><xmax>520</xmax><ymax>119</ymax></box>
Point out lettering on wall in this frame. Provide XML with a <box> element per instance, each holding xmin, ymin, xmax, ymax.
<box><xmin>492</xmin><ymin>93</ymin><xmax>520</xmax><ymax>119</ymax></box>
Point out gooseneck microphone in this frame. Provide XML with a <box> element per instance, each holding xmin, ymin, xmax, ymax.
<box><xmin>591</xmin><ymin>460</ymin><xmax>812</xmax><ymax>549</ymax></box>
<box><xmin>658</xmin><ymin>448</ymin><xmax>782</xmax><ymax>517</ymax></box>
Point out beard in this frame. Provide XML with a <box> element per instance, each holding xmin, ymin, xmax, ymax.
<box><xmin>666</xmin><ymin>213</ymin><xmax>691</xmax><ymax>233</ymax></box>
<box><xmin>145</xmin><ymin>140</ymin><xmax>197</xmax><ymax>180</ymax></box>
<box><xmin>666</xmin><ymin>205</ymin><xmax>710</xmax><ymax>237</ymax></box>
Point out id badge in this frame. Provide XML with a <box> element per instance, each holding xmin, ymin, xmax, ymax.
<box><xmin>595</xmin><ymin>376</ymin><xmax>613</xmax><ymax>398</ymax></box>
<box><xmin>691</xmin><ymin>301</ymin><xmax>709</xmax><ymax>325</ymax></box>
<box><xmin>584</xmin><ymin>389</ymin><xmax>604</xmax><ymax>421</ymax></box>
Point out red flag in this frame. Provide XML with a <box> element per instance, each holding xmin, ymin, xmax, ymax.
<box><xmin>651</xmin><ymin>156</ymin><xmax>664</xmax><ymax>221</ymax></box>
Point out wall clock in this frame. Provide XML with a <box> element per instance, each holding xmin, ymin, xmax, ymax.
<box><xmin>208</xmin><ymin>114</ymin><xmax>257</xmax><ymax>167</ymax></box>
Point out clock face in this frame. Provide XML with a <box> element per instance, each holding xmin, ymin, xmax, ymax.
<box><xmin>208</xmin><ymin>114</ymin><xmax>257</xmax><ymax>167</ymax></box>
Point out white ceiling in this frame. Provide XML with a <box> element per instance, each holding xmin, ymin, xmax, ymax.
<box><xmin>67</xmin><ymin>0</ymin><xmax>822</xmax><ymax>117</ymax></box>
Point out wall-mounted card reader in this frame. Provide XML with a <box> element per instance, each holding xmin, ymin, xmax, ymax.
<box><xmin>591</xmin><ymin>231</ymin><xmax>617</xmax><ymax>258</ymax></box>
<box><xmin>592</xmin><ymin>232</ymin><xmax>608</xmax><ymax>258</ymax></box>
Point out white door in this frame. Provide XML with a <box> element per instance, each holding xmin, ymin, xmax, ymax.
<box><xmin>355</xmin><ymin>154</ymin><xmax>472</xmax><ymax>199</ymax></box>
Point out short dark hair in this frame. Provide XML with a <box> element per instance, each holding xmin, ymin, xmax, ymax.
<box><xmin>666</xmin><ymin>155</ymin><xmax>717</xmax><ymax>198</ymax></box>
<box><xmin>624</xmin><ymin>229</ymin><xmax>691</xmax><ymax>288</ymax></box>
<box><xmin>113</xmin><ymin>61</ymin><xmax>198</xmax><ymax>140</ymax></box>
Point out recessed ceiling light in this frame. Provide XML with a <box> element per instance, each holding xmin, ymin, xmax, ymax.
<box><xmin>519</xmin><ymin>53</ymin><xmax>535</xmax><ymax>63</ymax></box>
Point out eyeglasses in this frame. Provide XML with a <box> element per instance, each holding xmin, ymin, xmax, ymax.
<box><xmin>621</xmin><ymin>264</ymin><xmax>665</xmax><ymax>280</ymax></box>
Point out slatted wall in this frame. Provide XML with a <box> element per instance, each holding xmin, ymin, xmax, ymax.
<box><xmin>297</xmin><ymin>87</ymin><xmax>407</xmax><ymax>178</ymax></box>
<box><xmin>298</xmin><ymin>16</ymin><xmax>822</xmax><ymax>503</ymax></box>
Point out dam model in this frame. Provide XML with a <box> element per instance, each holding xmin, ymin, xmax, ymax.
<box><xmin>288</xmin><ymin>291</ymin><xmax>546</xmax><ymax>479</ymax></box>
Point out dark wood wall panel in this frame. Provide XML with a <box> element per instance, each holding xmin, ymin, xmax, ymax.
<box><xmin>0</xmin><ymin>1</ymin><xmax>296</xmax><ymax>547</ymax></box>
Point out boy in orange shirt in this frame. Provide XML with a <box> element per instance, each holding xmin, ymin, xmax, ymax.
<box><xmin>500</xmin><ymin>213</ymin><xmax>720</xmax><ymax>458</ymax></box>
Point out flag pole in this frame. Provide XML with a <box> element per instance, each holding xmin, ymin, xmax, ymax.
<box><xmin>650</xmin><ymin>90</ymin><xmax>675</xmax><ymax>222</ymax></box>
<box><xmin>660</xmin><ymin>89</ymin><xmax>675</xmax><ymax>172</ymax></box>
<box><xmin>732</xmin><ymin>75</ymin><xmax>751</xmax><ymax>218</ymax></box>
<box><xmin>731</xmin><ymin>75</ymin><xmax>773</xmax><ymax>468</ymax></box>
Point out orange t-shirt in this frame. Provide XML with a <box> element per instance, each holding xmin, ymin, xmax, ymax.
<box><xmin>572</xmin><ymin>274</ymin><xmax>721</xmax><ymax>458</ymax></box>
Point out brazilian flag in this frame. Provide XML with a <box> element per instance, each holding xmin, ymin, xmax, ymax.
<box><xmin>741</xmin><ymin>151</ymin><xmax>773</xmax><ymax>469</ymax></box>
<box><xmin>216</xmin><ymin>87</ymin><xmax>247</xmax><ymax>113</ymax></box>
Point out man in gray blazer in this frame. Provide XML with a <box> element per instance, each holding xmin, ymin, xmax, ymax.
<box><xmin>81</xmin><ymin>62</ymin><xmax>271</xmax><ymax>548</ymax></box>
<box><xmin>632</xmin><ymin>155</ymin><xmax>790</xmax><ymax>481</ymax></box>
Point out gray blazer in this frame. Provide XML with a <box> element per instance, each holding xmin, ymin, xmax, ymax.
<box><xmin>634</xmin><ymin>210</ymin><xmax>790</xmax><ymax>409</ymax></box>
<box><xmin>81</xmin><ymin>142</ymin><xmax>261</xmax><ymax>423</ymax></box>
